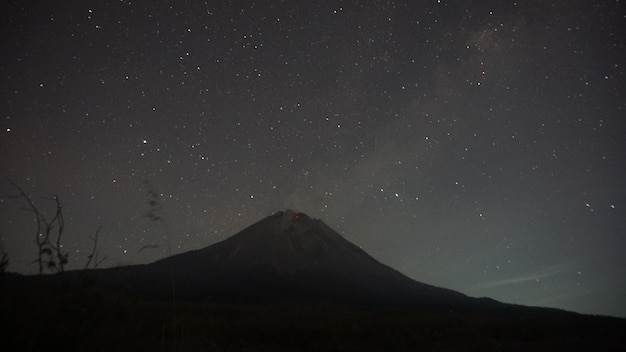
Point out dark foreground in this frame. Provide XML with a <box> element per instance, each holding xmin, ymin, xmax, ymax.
<box><xmin>2</xmin><ymin>286</ymin><xmax>625</xmax><ymax>352</ymax></box>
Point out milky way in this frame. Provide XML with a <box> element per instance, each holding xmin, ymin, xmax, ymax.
<box><xmin>1</xmin><ymin>1</ymin><xmax>625</xmax><ymax>317</ymax></box>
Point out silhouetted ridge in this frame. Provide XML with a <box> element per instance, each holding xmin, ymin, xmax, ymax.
<box><xmin>4</xmin><ymin>210</ymin><xmax>624</xmax><ymax>351</ymax></box>
<box><xmin>6</xmin><ymin>210</ymin><xmax>502</xmax><ymax>311</ymax></box>
<box><xmin>131</xmin><ymin>210</ymin><xmax>475</xmax><ymax>308</ymax></box>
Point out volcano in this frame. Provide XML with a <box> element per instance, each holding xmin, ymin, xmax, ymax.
<box><xmin>79</xmin><ymin>209</ymin><xmax>494</xmax><ymax>310</ymax></box>
<box><xmin>5</xmin><ymin>210</ymin><xmax>626</xmax><ymax>351</ymax></box>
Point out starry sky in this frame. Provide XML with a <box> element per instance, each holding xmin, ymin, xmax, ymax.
<box><xmin>1</xmin><ymin>1</ymin><xmax>625</xmax><ymax>317</ymax></box>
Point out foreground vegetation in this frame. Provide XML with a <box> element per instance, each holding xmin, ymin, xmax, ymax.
<box><xmin>2</xmin><ymin>280</ymin><xmax>625</xmax><ymax>352</ymax></box>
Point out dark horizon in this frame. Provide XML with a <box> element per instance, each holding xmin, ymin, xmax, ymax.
<box><xmin>3</xmin><ymin>208</ymin><xmax>625</xmax><ymax>320</ymax></box>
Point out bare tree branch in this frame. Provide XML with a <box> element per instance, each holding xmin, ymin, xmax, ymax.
<box><xmin>5</xmin><ymin>177</ymin><xmax>47</xmax><ymax>275</ymax></box>
<box><xmin>5</xmin><ymin>178</ymin><xmax>68</xmax><ymax>274</ymax></box>
<box><xmin>83</xmin><ymin>226</ymin><xmax>106</xmax><ymax>270</ymax></box>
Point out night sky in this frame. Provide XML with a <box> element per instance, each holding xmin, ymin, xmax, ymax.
<box><xmin>1</xmin><ymin>1</ymin><xmax>625</xmax><ymax>317</ymax></box>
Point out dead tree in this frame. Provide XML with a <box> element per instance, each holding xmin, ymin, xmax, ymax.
<box><xmin>4</xmin><ymin>177</ymin><xmax>108</xmax><ymax>278</ymax></box>
<box><xmin>6</xmin><ymin>178</ymin><xmax>67</xmax><ymax>275</ymax></box>
<box><xmin>83</xmin><ymin>225</ymin><xmax>107</xmax><ymax>270</ymax></box>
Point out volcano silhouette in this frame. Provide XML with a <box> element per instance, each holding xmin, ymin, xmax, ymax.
<box><xmin>6</xmin><ymin>210</ymin><xmax>626</xmax><ymax>351</ymax></box>
<box><xmin>86</xmin><ymin>210</ymin><xmax>496</xmax><ymax>310</ymax></box>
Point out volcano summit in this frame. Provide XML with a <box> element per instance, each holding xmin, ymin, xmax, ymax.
<box><xmin>139</xmin><ymin>209</ymin><xmax>479</xmax><ymax>307</ymax></box>
<box><xmin>7</xmin><ymin>209</ymin><xmax>490</xmax><ymax>309</ymax></box>
<box><xmin>4</xmin><ymin>210</ymin><xmax>626</xmax><ymax>351</ymax></box>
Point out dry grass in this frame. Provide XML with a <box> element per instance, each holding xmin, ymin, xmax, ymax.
<box><xmin>2</xmin><ymin>285</ymin><xmax>625</xmax><ymax>352</ymax></box>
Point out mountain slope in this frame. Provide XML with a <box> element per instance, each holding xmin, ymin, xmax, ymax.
<box><xmin>86</xmin><ymin>210</ymin><xmax>492</xmax><ymax>310</ymax></box>
<box><xmin>7</xmin><ymin>210</ymin><xmax>501</xmax><ymax>310</ymax></box>
<box><xmin>5</xmin><ymin>210</ymin><xmax>626</xmax><ymax>351</ymax></box>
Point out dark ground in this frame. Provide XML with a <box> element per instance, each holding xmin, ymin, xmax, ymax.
<box><xmin>2</xmin><ymin>280</ymin><xmax>625</xmax><ymax>352</ymax></box>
